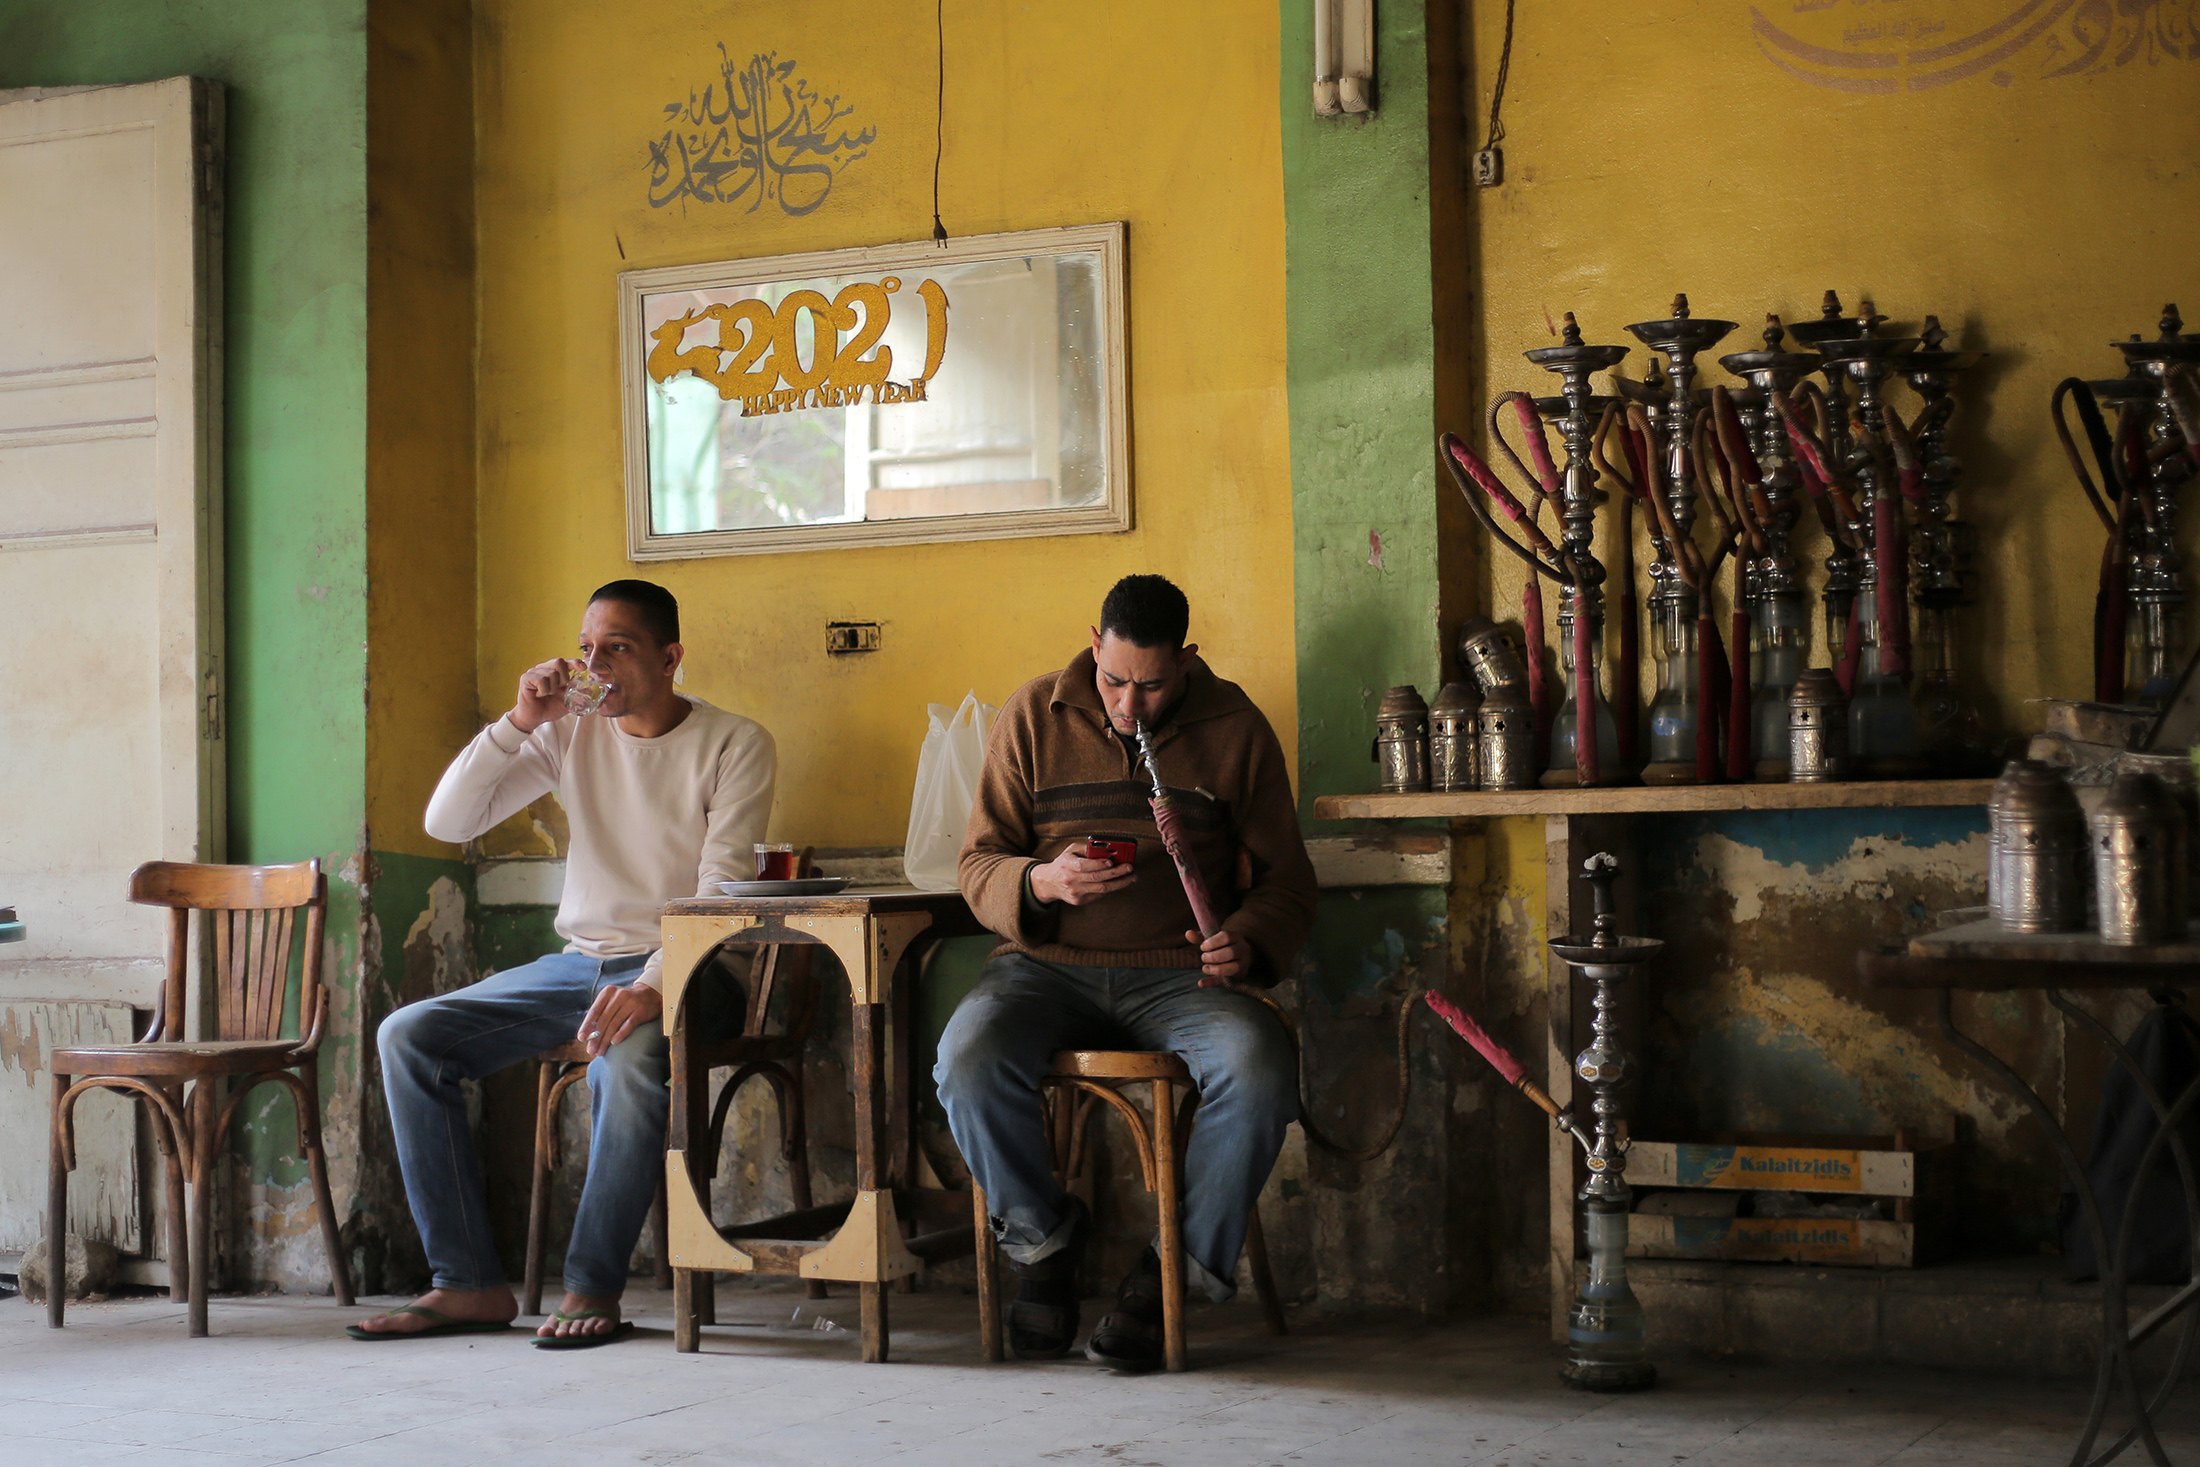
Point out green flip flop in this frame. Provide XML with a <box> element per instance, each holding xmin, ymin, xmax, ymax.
<box><xmin>532</xmin><ymin>1308</ymin><xmax>636</xmax><ymax>1349</ymax></box>
<box><xmin>345</xmin><ymin>1305</ymin><xmax>514</xmax><ymax>1341</ymax></box>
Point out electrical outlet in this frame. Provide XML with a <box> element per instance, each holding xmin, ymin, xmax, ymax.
<box><xmin>825</xmin><ymin>621</ymin><xmax>882</xmax><ymax>654</ymax></box>
<box><xmin>1474</xmin><ymin>148</ymin><xmax>1503</xmax><ymax>188</ymax></box>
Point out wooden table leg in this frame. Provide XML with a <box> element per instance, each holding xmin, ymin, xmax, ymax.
<box><xmin>669</xmin><ymin>962</ymin><xmax>702</xmax><ymax>1353</ymax></box>
<box><xmin>853</xmin><ymin>998</ymin><xmax>889</xmax><ymax>1362</ymax></box>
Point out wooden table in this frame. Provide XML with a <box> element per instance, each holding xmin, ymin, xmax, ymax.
<box><xmin>657</xmin><ymin>887</ymin><xmax>986</xmax><ymax>1362</ymax></box>
<box><xmin>1314</xmin><ymin>777</ymin><xmax>1997</xmax><ymax>1339</ymax></box>
<box><xmin>1864</xmin><ymin>926</ymin><xmax>2200</xmax><ymax>1467</ymax></box>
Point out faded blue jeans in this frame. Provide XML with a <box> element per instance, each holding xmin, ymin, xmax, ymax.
<box><xmin>378</xmin><ymin>951</ymin><xmax>662</xmax><ymax>1298</ymax></box>
<box><xmin>934</xmin><ymin>952</ymin><xmax>1299</xmax><ymax>1302</ymax></box>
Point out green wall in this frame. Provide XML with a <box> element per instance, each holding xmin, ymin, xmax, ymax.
<box><xmin>0</xmin><ymin>0</ymin><xmax>371</xmax><ymax>877</ymax></box>
<box><xmin>1</xmin><ymin>0</ymin><xmax>378</xmax><ymax>1286</ymax></box>
<box><xmin>1281</xmin><ymin>0</ymin><xmax>1445</xmax><ymax>831</ymax></box>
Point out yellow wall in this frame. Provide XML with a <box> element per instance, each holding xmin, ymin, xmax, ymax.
<box><xmin>470</xmin><ymin>0</ymin><xmax>1293</xmax><ymax>849</ymax></box>
<box><xmin>1464</xmin><ymin>0</ymin><xmax>2200</xmax><ymax>731</ymax></box>
<box><xmin>366</xmin><ymin>0</ymin><xmax>479</xmax><ymax>861</ymax></box>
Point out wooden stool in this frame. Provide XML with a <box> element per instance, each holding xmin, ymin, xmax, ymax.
<box><xmin>521</xmin><ymin>1039</ymin><xmax>673</xmax><ymax>1315</ymax></box>
<box><xmin>972</xmin><ymin>1049</ymin><xmax>1287</xmax><ymax>1372</ymax></box>
<box><xmin>522</xmin><ymin>940</ymin><xmax>823</xmax><ymax>1315</ymax></box>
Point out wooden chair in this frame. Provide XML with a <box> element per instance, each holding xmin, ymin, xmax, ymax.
<box><xmin>46</xmin><ymin>860</ymin><xmax>353</xmax><ymax>1337</ymax></box>
<box><xmin>522</xmin><ymin>939</ymin><xmax>822</xmax><ymax>1314</ymax></box>
<box><xmin>972</xmin><ymin>1050</ymin><xmax>1287</xmax><ymax>1372</ymax></box>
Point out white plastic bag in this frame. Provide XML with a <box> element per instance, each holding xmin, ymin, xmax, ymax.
<box><xmin>903</xmin><ymin>692</ymin><xmax>996</xmax><ymax>891</ymax></box>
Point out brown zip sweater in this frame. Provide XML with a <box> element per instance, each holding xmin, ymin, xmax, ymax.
<box><xmin>958</xmin><ymin>648</ymin><xmax>1317</xmax><ymax>982</ymax></box>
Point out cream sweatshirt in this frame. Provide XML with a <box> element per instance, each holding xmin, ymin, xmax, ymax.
<box><xmin>423</xmin><ymin>696</ymin><xmax>777</xmax><ymax>989</ymax></box>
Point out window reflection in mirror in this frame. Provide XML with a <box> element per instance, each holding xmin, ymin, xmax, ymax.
<box><xmin>621</xmin><ymin>225</ymin><xmax>1126</xmax><ymax>557</ymax></box>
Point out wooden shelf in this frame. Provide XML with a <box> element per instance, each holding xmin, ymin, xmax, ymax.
<box><xmin>1312</xmin><ymin>777</ymin><xmax>1997</xmax><ymax>821</ymax></box>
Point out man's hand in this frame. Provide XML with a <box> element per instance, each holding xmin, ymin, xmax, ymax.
<box><xmin>1028</xmin><ymin>848</ymin><xmax>1136</xmax><ymax>907</ymax></box>
<box><xmin>510</xmin><ymin>657</ymin><xmax>577</xmax><ymax>734</ymax></box>
<box><xmin>1189</xmin><ymin>929</ymin><xmax>1254</xmax><ymax>988</ymax></box>
<box><xmin>578</xmin><ymin>981</ymin><xmax>663</xmax><ymax>1058</ymax></box>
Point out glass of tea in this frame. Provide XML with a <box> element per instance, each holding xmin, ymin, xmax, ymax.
<box><xmin>563</xmin><ymin>659</ymin><xmax>615</xmax><ymax>717</ymax></box>
<box><xmin>754</xmin><ymin>843</ymin><xmax>799</xmax><ymax>881</ymax></box>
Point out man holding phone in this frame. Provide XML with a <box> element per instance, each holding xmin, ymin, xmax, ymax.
<box><xmin>352</xmin><ymin>580</ymin><xmax>775</xmax><ymax>1347</ymax></box>
<box><xmin>940</xmin><ymin>574</ymin><xmax>1316</xmax><ymax>1371</ymax></box>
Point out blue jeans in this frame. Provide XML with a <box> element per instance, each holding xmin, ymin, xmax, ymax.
<box><xmin>933</xmin><ymin>952</ymin><xmax>1298</xmax><ymax>1302</ymax></box>
<box><xmin>377</xmin><ymin>951</ymin><xmax>662</xmax><ymax>1297</ymax></box>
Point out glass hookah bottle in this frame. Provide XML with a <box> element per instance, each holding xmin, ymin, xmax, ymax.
<box><xmin>1544</xmin><ymin>597</ymin><xmax>1621</xmax><ymax>785</ymax></box>
<box><xmin>2125</xmin><ymin>594</ymin><xmax>2189</xmax><ymax>707</ymax></box>
<box><xmin>2114</xmin><ymin>308</ymin><xmax>2200</xmax><ymax>705</ymax></box>
<box><xmin>1848</xmin><ymin>579</ymin><xmax>1925</xmax><ymax>776</ymax></box>
<box><xmin>1625</xmin><ymin>295</ymin><xmax>1736</xmax><ymax>784</ymax></box>
<box><xmin>1750</xmin><ymin>590</ymin><xmax>1810</xmax><ymax>776</ymax></box>
<box><xmin>1911</xmin><ymin>600</ymin><xmax>1981</xmax><ymax>772</ymax></box>
<box><xmin>1719</xmin><ymin>315</ymin><xmax>1822</xmax><ymax>781</ymax></box>
<box><xmin>1641</xmin><ymin>586</ymin><xmax>1701</xmax><ymax>783</ymax></box>
<box><xmin>1903</xmin><ymin>318</ymin><xmax>1988</xmax><ymax>773</ymax></box>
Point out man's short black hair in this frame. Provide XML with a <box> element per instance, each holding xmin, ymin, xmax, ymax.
<box><xmin>1098</xmin><ymin>574</ymin><xmax>1190</xmax><ymax>650</ymax></box>
<box><xmin>589</xmin><ymin>579</ymin><xmax>680</xmax><ymax>646</ymax></box>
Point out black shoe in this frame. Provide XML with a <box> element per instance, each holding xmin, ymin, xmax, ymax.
<box><xmin>1084</xmin><ymin>1245</ymin><xmax>1166</xmax><ymax>1373</ymax></box>
<box><xmin>1005</xmin><ymin>1194</ymin><xmax>1087</xmax><ymax>1360</ymax></box>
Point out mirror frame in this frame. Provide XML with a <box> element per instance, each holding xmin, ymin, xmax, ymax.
<box><xmin>617</xmin><ymin>221</ymin><xmax>1130</xmax><ymax>560</ymax></box>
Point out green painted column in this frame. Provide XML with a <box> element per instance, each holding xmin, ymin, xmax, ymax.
<box><xmin>1281</xmin><ymin>0</ymin><xmax>1445</xmax><ymax>830</ymax></box>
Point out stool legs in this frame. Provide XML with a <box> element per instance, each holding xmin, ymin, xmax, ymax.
<box><xmin>523</xmin><ymin>1061</ymin><xmax>557</xmax><ymax>1316</ymax></box>
<box><xmin>973</xmin><ymin>1180</ymin><xmax>1002</xmax><ymax>1362</ymax></box>
<box><xmin>1151</xmin><ymin>1078</ymin><xmax>1186</xmax><ymax>1373</ymax></box>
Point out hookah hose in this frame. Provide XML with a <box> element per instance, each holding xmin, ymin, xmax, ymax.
<box><xmin>1594</xmin><ymin>404</ymin><xmax>1645</xmax><ymax>769</ymax></box>
<box><xmin>1424</xmin><ymin>990</ymin><xmax>1590</xmax><ymax>1152</ymax></box>
<box><xmin>1490</xmin><ymin>396</ymin><xmax>1564</xmax><ymax>740</ymax></box>
<box><xmin>1697</xmin><ymin>408</ymin><xmax>1756</xmax><ymax>782</ymax></box>
<box><xmin>1442</xmin><ymin>430</ymin><xmax>1571</xmax><ymax>742</ymax></box>
<box><xmin>1857</xmin><ymin>424</ymin><xmax>1910</xmax><ymax>682</ymax></box>
<box><xmin>1493</xmin><ymin>392</ymin><xmax>1603</xmax><ymax>788</ymax></box>
<box><xmin>1133</xmin><ymin>722</ymin><xmax>1418</xmax><ymax>1164</ymax></box>
<box><xmin>1712</xmin><ymin>390</ymin><xmax>1769</xmax><ymax>781</ymax></box>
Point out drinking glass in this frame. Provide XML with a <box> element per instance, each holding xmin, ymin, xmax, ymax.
<box><xmin>563</xmin><ymin>660</ymin><xmax>615</xmax><ymax>717</ymax></box>
<box><xmin>754</xmin><ymin>844</ymin><xmax>799</xmax><ymax>881</ymax></box>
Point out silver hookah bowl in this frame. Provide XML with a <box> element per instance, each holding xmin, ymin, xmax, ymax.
<box><xmin>1548</xmin><ymin>852</ymin><xmax>1663</xmax><ymax>1393</ymax></box>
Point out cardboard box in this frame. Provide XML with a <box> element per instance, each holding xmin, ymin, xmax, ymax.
<box><xmin>1625</xmin><ymin>1132</ymin><xmax>1955</xmax><ymax>1268</ymax></box>
<box><xmin>1627</xmin><ymin>1213</ymin><xmax>1923</xmax><ymax>1267</ymax></box>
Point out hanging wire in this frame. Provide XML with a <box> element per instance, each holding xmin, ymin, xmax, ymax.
<box><xmin>932</xmin><ymin>0</ymin><xmax>949</xmax><ymax>245</ymax></box>
<box><xmin>1481</xmin><ymin>0</ymin><xmax>1516</xmax><ymax>151</ymax></box>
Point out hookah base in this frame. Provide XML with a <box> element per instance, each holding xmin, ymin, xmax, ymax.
<box><xmin>1861</xmin><ymin>756</ymin><xmax>1930</xmax><ymax>781</ymax></box>
<box><xmin>1560</xmin><ymin>1358</ymin><xmax>1658</xmax><ymax>1393</ymax></box>
<box><xmin>1753</xmin><ymin>758</ymin><xmax>1791</xmax><ymax>783</ymax></box>
<box><xmin>1638</xmin><ymin>761</ymin><xmax>1701</xmax><ymax>786</ymax></box>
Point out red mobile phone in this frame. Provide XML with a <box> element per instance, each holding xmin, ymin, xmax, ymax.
<box><xmin>1082</xmin><ymin>836</ymin><xmax>1138</xmax><ymax>868</ymax></box>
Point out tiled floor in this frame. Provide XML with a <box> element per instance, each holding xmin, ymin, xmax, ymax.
<box><xmin>4</xmin><ymin>1281</ymin><xmax>2191</xmax><ymax>1466</ymax></box>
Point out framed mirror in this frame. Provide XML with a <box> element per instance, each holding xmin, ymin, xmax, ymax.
<box><xmin>618</xmin><ymin>222</ymin><xmax>1129</xmax><ymax>559</ymax></box>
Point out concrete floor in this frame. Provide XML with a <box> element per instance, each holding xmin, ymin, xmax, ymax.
<box><xmin>4</xmin><ymin>1281</ymin><xmax>2192</xmax><ymax>1466</ymax></box>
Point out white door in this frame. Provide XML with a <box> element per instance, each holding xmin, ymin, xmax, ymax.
<box><xmin>0</xmin><ymin>78</ymin><xmax>224</xmax><ymax>1259</ymax></box>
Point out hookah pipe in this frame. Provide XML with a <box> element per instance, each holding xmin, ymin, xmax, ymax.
<box><xmin>1706</xmin><ymin>388</ymin><xmax>1772</xmax><ymax>781</ymax></box>
<box><xmin>1132</xmin><ymin>721</ymin><xmax>1416</xmax><ymax>1163</ymax></box>
<box><xmin>1423</xmin><ymin>989</ymin><xmax>1593</xmax><ymax>1154</ymax></box>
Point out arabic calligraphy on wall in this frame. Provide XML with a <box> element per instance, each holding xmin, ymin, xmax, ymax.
<box><xmin>648</xmin><ymin>47</ymin><xmax>875</xmax><ymax>214</ymax></box>
<box><xmin>645</xmin><ymin>276</ymin><xmax>951</xmax><ymax>419</ymax></box>
<box><xmin>1753</xmin><ymin>0</ymin><xmax>2200</xmax><ymax>92</ymax></box>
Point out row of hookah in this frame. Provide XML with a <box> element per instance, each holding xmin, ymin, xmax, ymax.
<box><xmin>1441</xmin><ymin>291</ymin><xmax>1983</xmax><ymax>787</ymax></box>
<box><xmin>2052</xmin><ymin>305</ymin><xmax>2200</xmax><ymax>709</ymax></box>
